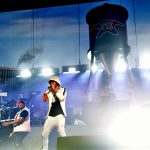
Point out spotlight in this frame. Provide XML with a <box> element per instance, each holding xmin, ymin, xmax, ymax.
<box><xmin>62</xmin><ymin>65</ymin><xmax>79</xmax><ymax>73</ymax></box>
<box><xmin>0</xmin><ymin>91</ymin><xmax>7</xmax><ymax>96</ymax></box>
<box><xmin>91</xmin><ymin>63</ymin><xmax>98</xmax><ymax>73</ymax></box>
<box><xmin>114</xmin><ymin>55</ymin><xmax>127</xmax><ymax>72</ymax></box>
<box><xmin>87</xmin><ymin>49</ymin><xmax>96</xmax><ymax>61</ymax></box>
<box><xmin>68</xmin><ymin>67</ymin><xmax>78</xmax><ymax>73</ymax></box>
<box><xmin>39</xmin><ymin>68</ymin><xmax>54</xmax><ymax>76</ymax></box>
<box><xmin>17</xmin><ymin>69</ymin><xmax>31</xmax><ymax>78</ymax></box>
<box><xmin>62</xmin><ymin>64</ymin><xmax>89</xmax><ymax>73</ymax></box>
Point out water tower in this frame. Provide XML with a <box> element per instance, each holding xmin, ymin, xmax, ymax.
<box><xmin>86</xmin><ymin>3</ymin><xmax>131</xmax><ymax>76</ymax></box>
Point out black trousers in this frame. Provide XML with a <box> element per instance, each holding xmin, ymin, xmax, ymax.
<box><xmin>11</xmin><ymin>132</ymin><xmax>29</xmax><ymax>150</ymax></box>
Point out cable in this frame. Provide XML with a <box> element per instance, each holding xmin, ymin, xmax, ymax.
<box><xmin>31</xmin><ymin>8</ymin><xmax>47</xmax><ymax>70</ymax></box>
<box><xmin>32</xmin><ymin>9</ymin><xmax>35</xmax><ymax>69</ymax></box>
<box><xmin>77</xmin><ymin>4</ymin><xmax>81</xmax><ymax>65</ymax></box>
<box><xmin>133</xmin><ymin>0</ymin><xmax>139</xmax><ymax>67</ymax></box>
<box><xmin>41</xmin><ymin>8</ymin><xmax>47</xmax><ymax>51</ymax></box>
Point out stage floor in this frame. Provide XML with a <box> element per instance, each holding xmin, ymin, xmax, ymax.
<box><xmin>1</xmin><ymin>125</ymin><xmax>150</xmax><ymax>150</ymax></box>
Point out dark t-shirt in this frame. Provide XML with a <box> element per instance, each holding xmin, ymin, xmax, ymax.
<box><xmin>20</xmin><ymin>110</ymin><xmax>29</xmax><ymax>119</ymax></box>
<box><xmin>49</xmin><ymin>98</ymin><xmax>64</xmax><ymax>117</ymax></box>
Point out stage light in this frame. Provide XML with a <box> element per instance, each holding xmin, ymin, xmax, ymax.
<box><xmin>16</xmin><ymin>67</ymin><xmax>59</xmax><ymax>78</ymax></box>
<box><xmin>17</xmin><ymin>69</ymin><xmax>32</xmax><ymax>78</ymax></box>
<box><xmin>91</xmin><ymin>63</ymin><xmax>98</xmax><ymax>73</ymax></box>
<box><xmin>68</xmin><ymin>67</ymin><xmax>78</xmax><ymax>73</ymax></box>
<box><xmin>39</xmin><ymin>68</ymin><xmax>54</xmax><ymax>76</ymax></box>
<box><xmin>62</xmin><ymin>64</ymin><xmax>89</xmax><ymax>73</ymax></box>
<box><xmin>62</xmin><ymin>66</ymin><xmax>79</xmax><ymax>73</ymax></box>
<box><xmin>87</xmin><ymin>49</ymin><xmax>91</xmax><ymax>60</ymax></box>
<box><xmin>114</xmin><ymin>55</ymin><xmax>127</xmax><ymax>72</ymax></box>
<box><xmin>87</xmin><ymin>49</ymin><xmax>96</xmax><ymax>61</ymax></box>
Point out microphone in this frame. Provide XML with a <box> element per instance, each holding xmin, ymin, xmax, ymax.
<box><xmin>48</xmin><ymin>86</ymin><xmax>56</xmax><ymax>96</ymax></box>
<box><xmin>48</xmin><ymin>86</ymin><xmax>52</xmax><ymax>90</ymax></box>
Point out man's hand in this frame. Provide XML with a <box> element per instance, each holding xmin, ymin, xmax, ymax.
<box><xmin>2</xmin><ymin>121</ymin><xmax>12</xmax><ymax>127</ymax></box>
<box><xmin>42</xmin><ymin>93</ymin><xmax>48</xmax><ymax>101</ymax></box>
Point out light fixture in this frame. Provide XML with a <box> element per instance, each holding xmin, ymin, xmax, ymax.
<box><xmin>62</xmin><ymin>64</ymin><xmax>89</xmax><ymax>73</ymax></box>
<box><xmin>68</xmin><ymin>67</ymin><xmax>77</xmax><ymax>73</ymax></box>
<box><xmin>39</xmin><ymin>68</ymin><xmax>54</xmax><ymax>76</ymax></box>
<box><xmin>16</xmin><ymin>69</ymin><xmax>32</xmax><ymax>78</ymax></box>
<box><xmin>114</xmin><ymin>55</ymin><xmax>128</xmax><ymax>72</ymax></box>
<box><xmin>91</xmin><ymin>63</ymin><xmax>98</xmax><ymax>73</ymax></box>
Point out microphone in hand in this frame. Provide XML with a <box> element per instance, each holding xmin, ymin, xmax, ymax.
<box><xmin>48</xmin><ymin>86</ymin><xmax>51</xmax><ymax>90</ymax></box>
<box><xmin>42</xmin><ymin>93</ymin><xmax>48</xmax><ymax>101</ymax></box>
<box><xmin>48</xmin><ymin>86</ymin><xmax>56</xmax><ymax>96</ymax></box>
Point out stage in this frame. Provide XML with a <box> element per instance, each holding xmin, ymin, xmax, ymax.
<box><xmin>1</xmin><ymin>125</ymin><xmax>150</xmax><ymax>150</ymax></box>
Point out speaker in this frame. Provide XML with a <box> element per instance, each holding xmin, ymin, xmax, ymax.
<box><xmin>57</xmin><ymin>135</ymin><xmax>108</xmax><ymax>150</ymax></box>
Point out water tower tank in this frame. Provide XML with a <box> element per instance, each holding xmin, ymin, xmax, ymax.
<box><xmin>86</xmin><ymin>3</ymin><xmax>131</xmax><ymax>75</ymax></box>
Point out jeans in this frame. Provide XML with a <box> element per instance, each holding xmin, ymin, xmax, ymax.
<box><xmin>11</xmin><ymin>132</ymin><xmax>29</xmax><ymax>150</ymax></box>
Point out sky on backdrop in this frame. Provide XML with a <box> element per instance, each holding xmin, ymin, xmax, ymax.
<box><xmin>0</xmin><ymin>0</ymin><xmax>150</xmax><ymax>70</ymax></box>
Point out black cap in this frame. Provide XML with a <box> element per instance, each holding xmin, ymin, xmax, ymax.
<box><xmin>18</xmin><ymin>100</ymin><xmax>26</xmax><ymax>105</ymax></box>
